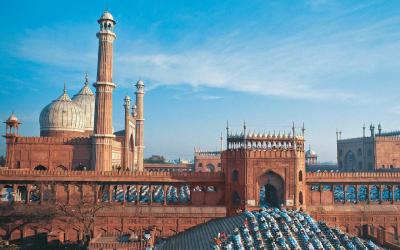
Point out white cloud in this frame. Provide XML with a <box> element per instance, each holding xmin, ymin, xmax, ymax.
<box><xmin>8</xmin><ymin>12</ymin><xmax>400</xmax><ymax>104</ymax></box>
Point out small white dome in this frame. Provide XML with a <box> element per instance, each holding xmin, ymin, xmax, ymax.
<box><xmin>40</xmin><ymin>88</ymin><xmax>85</xmax><ymax>135</ymax></box>
<box><xmin>305</xmin><ymin>147</ymin><xmax>317</xmax><ymax>158</ymax></box>
<box><xmin>72</xmin><ymin>74</ymin><xmax>95</xmax><ymax>131</ymax></box>
<box><xmin>6</xmin><ymin>112</ymin><xmax>19</xmax><ymax>123</ymax></box>
<box><xmin>99</xmin><ymin>11</ymin><xmax>114</xmax><ymax>22</ymax></box>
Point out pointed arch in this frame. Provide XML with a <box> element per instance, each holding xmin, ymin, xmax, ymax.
<box><xmin>299</xmin><ymin>191</ymin><xmax>303</xmax><ymax>205</ymax></box>
<box><xmin>34</xmin><ymin>165</ymin><xmax>47</xmax><ymax>171</ymax></box>
<box><xmin>56</xmin><ymin>165</ymin><xmax>67</xmax><ymax>171</ymax></box>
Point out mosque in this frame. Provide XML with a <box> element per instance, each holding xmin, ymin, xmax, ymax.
<box><xmin>4</xmin><ymin>11</ymin><xmax>145</xmax><ymax>173</ymax></box>
<box><xmin>1</xmin><ymin>11</ymin><xmax>400</xmax><ymax>250</ymax></box>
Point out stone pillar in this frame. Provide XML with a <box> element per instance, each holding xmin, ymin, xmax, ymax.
<box><xmin>11</xmin><ymin>184</ymin><xmax>16</xmax><ymax>202</ymax></box>
<box><xmin>39</xmin><ymin>183</ymin><xmax>44</xmax><ymax>204</ymax></box>
<box><xmin>355</xmin><ymin>184</ymin><xmax>358</xmax><ymax>204</ymax></box>
<box><xmin>26</xmin><ymin>184</ymin><xmax>31</xmax><ymax>204</ymax></box>
<box><xmin>92</xmin><ymin>11</ymin><xmax>117</xmax><ymax>172</ymax></box>
<box><xmin>176</xmin><ymin>185</ymin><xmax>181</xmax><ymax>204</ymax></box>
<box><xmin>122</xmin><ymin>185</ymin><xmax>126</xmax><ymax>204</ymax></box>
<box><xmin>136</xmin><ymin>184</ymin><xmax>141</xmax><ymax>205</ymax></box>
<box><xmin>391</xmin><ymin>185</ymin><xmax>395</xmax><ymax>204</ymax></box>
<box><xmin>94</xmin><ymin>185</ymin><xmax>99</xmax><ymax>204</ymax></box>
<box><xmin>149</xmin><ymin>185</ymin><xmax>153</xmax><ymax>205</ymax></box>
<box><xmin>108</xmin><ymin>185</ymin><xmax>112</xmax><ymax>202</ymax></box>
<box><xmin>163</xmin><ymin>185</ymin><xmax>168</xmax><ymax>206</ymax></box>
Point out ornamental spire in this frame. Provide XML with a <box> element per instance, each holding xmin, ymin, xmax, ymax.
<box><xmin>85</xmin><ymin>72</ymin><xmax>89</xmax><ymax>86</ymax></box>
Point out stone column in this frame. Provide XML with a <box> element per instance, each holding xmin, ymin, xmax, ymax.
<box><xmin>136</xmin><ymin>184</ymin><xmax>141</xmax><ymax>205</ymax></box>
<box><xmin>163</xmin><ymin>185</ymin><xmax>168</xmax><ymax>206</ymax></box>
<box><xmin>108</xmin><ymin>185</ymin><xmax>112</xmax><ymax>202</ymax></box>
<box><xmin>122</xmin><ymin>185</ymin><xmax>126</xmax><ymax>205</ymax></box>
<box><xmin>149</xmin><ymin>185</ymin><xmax>153</xmax><ymax>205</ymax></box>
<box><xmin>39</xmin><ymin>183</ymin><xmax>44</xmax><ymax>204</ymax></box>
<box><xmin>391</xmin><ymin>185</ymin><xmax>395</xmax><ymax>204</ymax></box>
<box><xmin>26</xmin><ymin>184</ymin><xmax>31</xmax><ymax>204</ymax></box>
<box><xmin>176</xmin><ymin>185</ymin><xmax>181</xmax><ymax>204</ymax></box>
<box><xmin>343</xmin><ymin>184</ymin><xmax>346</xmax><ymax>204</ymax></box>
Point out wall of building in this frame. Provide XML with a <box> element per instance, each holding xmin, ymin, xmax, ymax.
<box><xmin>375</xmin><ymin>136</ymin><xmax>400</xmax><ymax>169</ymax></box>
<box><xmin>194</xmin><ymin>151</ymin><xmax>221</xmax><ymax>172</ymax></box>
<box><xmin>6</xmin><ymin>137</ymin><xmax>92</xmax><ymax>170</ymax></box>
<box><xmin>337</xmin><ymin>137</ymin><xmax>374</xmax><ymax>171</ymax></box>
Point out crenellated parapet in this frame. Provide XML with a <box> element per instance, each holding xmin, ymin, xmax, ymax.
<box><xmin>227</xmin><ymin>132</ymin><xmax>304</xmax><ymax>151</ymax></box>
<box><xmin>194</xmin><ymin>150</ymin><xmax>221</xmax><ymax>157</ymax></box>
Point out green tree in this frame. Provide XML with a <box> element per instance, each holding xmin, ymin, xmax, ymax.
<box><xmin>144</xmin><ymin>155</ymin><xmax>166</xmax><ymax>164</ymax></box>
<box><xmin>0</xmin><ymin>155</ymin><xmax>6</xmax><ymax>167</ymax></box>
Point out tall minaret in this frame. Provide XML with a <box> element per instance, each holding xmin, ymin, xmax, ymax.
<box><xmin>92</xmin><ymin>11</ymin><xmax>116</xmax><ymax>171</ymax></box>
<box><xmin>135</xmin><ymin>80</ymin><xmax>145</xmax><ymax>171</ymax></box>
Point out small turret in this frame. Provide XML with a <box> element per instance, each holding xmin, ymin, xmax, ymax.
<box><xmin>370</xmin><ymin>124</ymin><xmax>375</xmax><ymax>138</ymax></box>
<box><xmin>378</xmin><ymin>123</ymin><xmax>382</xmax><ymax>135</ymax></box>
<box><xmin>4</xmin><ymin>112</ymin><xmax>21</xmax><ymax>136</ymax></box>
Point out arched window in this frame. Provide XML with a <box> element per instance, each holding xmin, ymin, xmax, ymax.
<box><xmin>370</xmin><ymin>185</ymin><xmax>380</xmax><ymax>202</ymax></box>
<box><xmin>232</xmin><ymin>192</ymin><xmax>240</xmax><ymax>205</ymax></box>
<box><xmin>344</xmin><ymin>151</ymin><xmax>355</xmax><ymax>168</ymax></box>
<box><xmin>34</xmin><ymin>165</ymin><xmax>47</xmax><ymax>171</ymax></box>
<box><xmin>298</xmin><ymin>170</ymin><xmax>303</xmax><ymax>182</ymax></box>
<box><xmin>206</xmin><ymin>164</ymin><xmax>215</xmax><ymax>172</ymax></box>
<box><xmin>56</xmin><ymin>165</ymin><xmax>67</xmax><ymax>171</ymax></box>
<box><xmin>232</xmin><ymin>170</ymin><xmax>239</xmax><ymax>182</ymax></box>
<box><xmin>299</xmin><ymin>191</ymin><xmax>303</xmax><ymax>205</ymax></box>
<box><xmin>198</xmin><ymin>163</ymin><xmax>203</xmax><ymax>171</ymax></box>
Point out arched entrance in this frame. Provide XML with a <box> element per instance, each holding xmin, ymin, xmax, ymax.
<box><xmin>264</xmin><ymin>184</ymin><xmax>279</xmax><ymax>207</ymax></box>
<box><xmin>259</xmin><ymin>171</ymin><xmax>284</xmax><ymax>207</ymax></box>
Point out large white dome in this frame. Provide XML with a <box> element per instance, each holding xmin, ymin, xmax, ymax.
<box><xmin>72</xmin><ymin>75</ymin><xmax>95</xmax><ymax>132</ymax></box>
<box><xmin>39</xmin><ymin>88</ymin><xmax>85</xmax><ymax>136</ymax></box>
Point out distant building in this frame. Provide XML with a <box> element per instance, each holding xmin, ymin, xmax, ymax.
<box><xmin>305</xmin><ymin>146</ymin><xmax>318</xmax><ymax>166</ymax></box>
<box><xmin>337</xmin><ymin>124</ymin><xmax>400</xmax><ymax>171</ymax></box>
<box><xmin>194</xmin><ymin>150</ymin><xmax>221</xmax><ymax>172</ymax></box>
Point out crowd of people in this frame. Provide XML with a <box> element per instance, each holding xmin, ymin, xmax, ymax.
<box><xmin>212</xmin><ymin>207</ymin><xmax>380</xmax><ymax>250</ymax></box>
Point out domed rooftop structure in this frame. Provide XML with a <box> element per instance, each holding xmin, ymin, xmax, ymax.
<box><xmin>6</xmin><ymin>112</ymin><xmax>20</xmax><ymax>124</ymax></box>
<box><xmin>39</xmin><ymin>85</ymin><xmax>86</xmax><ymax>137</ymax></box>
<box><xmin>98</xmin><ymin>11</ymin><xmax>115</xmax><ymax>23</ymax></box>
<box><xmin>305</xmin><ymin>147</ymin><xmax>317</xmax><ymax>158</ymax></box>
<box><xmin>72</xmin><ymin>73</ymin><xmax>95</xmax><ymax>132</ymax></box>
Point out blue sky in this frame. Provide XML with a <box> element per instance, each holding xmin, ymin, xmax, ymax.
<box><xmin>1</xmin><ymin>0</ymin><xmax>400</xmax><ymax>161</ymax></box>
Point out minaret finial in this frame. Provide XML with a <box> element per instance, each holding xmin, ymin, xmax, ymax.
<box><xmin>85</xmin><ymin>72</ymin><xmax>89</xmax><ymax>86</ymax></box>
<box><xmin>63</xmin><ymin>82</ymin><xmax>67</xmax><ymax>94</ymax></box>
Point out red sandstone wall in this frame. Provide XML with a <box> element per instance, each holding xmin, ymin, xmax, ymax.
<box><xmin>194</xmin><ymin>157</ymin><xmax>221</xmax><ymax>172</ymax></box>
<box><xmin>375</xmin><ymin>137</ymin><xmax>400</xmax><ymax>169</ymax></box>
<box><xmin>7</xmin><ymin>137</ymin><xmax>92</xmax><ymax>170</ymax></box>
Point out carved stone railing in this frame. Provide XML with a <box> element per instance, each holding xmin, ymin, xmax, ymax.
<box><xmin>0</xmin><ymin>169</ymin><xmax>224</xmax><ymax>183</ymax></box>
<box><xmin>306</xmin><ymin>171</ymin><xmax>400</xmax><ymax>183</ymax></box>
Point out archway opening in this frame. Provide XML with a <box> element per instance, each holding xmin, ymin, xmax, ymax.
<box><xmin>34</xmin><ymin>165</ymin><xmax>47</xmax><ymax>171</ymax></box>
<box><xmin>206</xmin><ymin>164</ymin><xmax>215</xmax><ymax>172</ymax></box>
<box><xmin>259</xmin><ymin>171</ymin><xmax>284</xmax><ymax>208</ymax></box>
<box><xmin>262</xmin><ymin>184</ymin><xmax>279</xmax><ymax>207</ymax></box>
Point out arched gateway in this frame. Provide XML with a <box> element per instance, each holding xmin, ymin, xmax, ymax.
<box><xmin>259</xmin><ymin>171</ymin><xmax>284</xmax><ymax>207</ymax></box>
